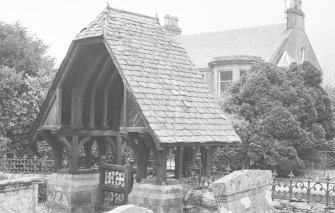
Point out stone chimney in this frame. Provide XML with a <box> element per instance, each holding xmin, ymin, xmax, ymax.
<box><xmin>163</xmin><ymin>15</ymin><xmax>182</xmax><ymax>36</ymax></box>
<box><xmin>286</xmin><ymin>0</ymin><xmax>305</xmax><ymax>31</ymax></box>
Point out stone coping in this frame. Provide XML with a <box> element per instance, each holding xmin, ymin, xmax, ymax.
<box><xmin>57</xmin><ymin>167</ymin><xmax>99</xmax><ymax>174</ymax></box>
<box><xmin>0</xmin><ymin>173</ymin><xmax>43</xmax><ymax>187</ymax></box>
<box><xmin>141</xmin><ymin>178</ymin><xmax>182</xmax><ymax>185</ymax></box>
<box><xmin>212</xmin><ymin>170</ymin><xmax>272</xmax><ymax>197</ymax></box>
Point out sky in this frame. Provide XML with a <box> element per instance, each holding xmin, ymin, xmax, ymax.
<box><xmin>0</xmin><ymin>0</ymin><xmax>334</xmax><ymax>84</ymax></box>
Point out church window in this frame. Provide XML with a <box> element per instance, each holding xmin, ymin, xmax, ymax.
<box><xmin>300</xmin><ymin>47</ymin><xmax>305</xmax><ymax>63</ymax></box>
<box><xmin>219</xmin><ymin>70</ymin><xmax>232</xmax><ymax>97</ymax></box>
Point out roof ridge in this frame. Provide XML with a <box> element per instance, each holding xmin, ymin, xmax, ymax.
<box><xmin>178</xmin><ymin>22</ymin><xmax>286</xmax><ymax>37</ymax></box>
<box><xmin>106</xmin><ymin>6</ymin><xmax>157</xmax><ymax>21</ymax></box>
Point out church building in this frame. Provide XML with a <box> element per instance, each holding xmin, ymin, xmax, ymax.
<box><xmin>165</xmin><ymin>0</ymin><xmax>321</xmax><ymax>99</ymax></box>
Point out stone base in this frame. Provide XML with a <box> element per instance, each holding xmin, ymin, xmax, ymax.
<box><xmin>46</xmin><ymin>172</ymin><xmax>99</xmax><ymax>213</ymax></box>
<box><xmin>128</xmin><ymin>182</ymin><xmax>184</xmax><ymax>213</ymax></box>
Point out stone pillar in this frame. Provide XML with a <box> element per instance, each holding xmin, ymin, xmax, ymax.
<box><xmin>46</xmin><ymin>172</ymin><xmax>99</xmax><ymax>213</ymax></box>
<box><xmin>128</xmin><ymin>181</ymin><xmax>184</xmax><ymax>213</ymax></box>
<box><xmin>212</xmin><ymin>170</ymin><xmax>273</xmax><ymax>213</ymax></box>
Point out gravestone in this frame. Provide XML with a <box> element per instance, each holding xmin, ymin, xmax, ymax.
<box><xmin>212</xmin><ymin>170</ymin><xmax>273</xmax><ymax>213</ymax></box>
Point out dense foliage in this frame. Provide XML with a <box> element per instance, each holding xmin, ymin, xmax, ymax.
<box><xmin>0</xmin><ymin>22</ymin><xmax>55</xmax><ymax>156</ymax></box>
<box><xmin>0</xmin><ymin>22</ymin><xmax>54</xmax><ymax>76</ymax></box>
<box><xmin>217</xmin><ymin>62</ymin><xmax>335</xmax><ymax>176</ymax></box>
<box><xmin>325</xmin><ymin>85</ymin><xmax>335</xmax><ymax>118</ymax></box>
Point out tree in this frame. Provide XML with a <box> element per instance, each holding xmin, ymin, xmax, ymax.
<box><xmin>0</xmin><ymin>66</ymin><xmax>55</xmax><ymax>156</ymax></box>
<box><xmin>324</xmin><ymin>84</ymin><xmax>335</xmax><ymax>118</ymax></box>
<box><xmin>0</xmin><ymin>22</ymin><xmax>54</xmax><ymax>76</ymax></box>
<box><xmin>218</xmin><ymin>61</ymin><xmax>335</xmax><ymax>176</ymax></box>
<box><xmin>0</xmin><ymin>22</ymin><xmax>56</xmax><ymax>156</ymax></box>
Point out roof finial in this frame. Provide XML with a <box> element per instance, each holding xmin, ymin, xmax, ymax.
<box><xmin>107</xmin><ymin>1</ymin><xmax>111</xmax><ymax>9</ymax></box>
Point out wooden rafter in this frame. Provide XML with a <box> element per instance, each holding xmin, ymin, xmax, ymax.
<box><xmin>102</xmin><ymin>68</ymin><xmax>117</xmax><ymax>127</ymax></box>
<box><xmin>89</xmin><ymin>58</ymin><xmax>111</xmax><ymax>127</ymax></box>
<box><xmin>71</xmin><ymin>52</ymin><xmax>106</xmax><ymax>126</ymax></box>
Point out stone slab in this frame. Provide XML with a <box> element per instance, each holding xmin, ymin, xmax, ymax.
<box><xmin>108</xmin><ymin>204</ymin><xmax>153</xmax><ymax>213</ymax></box>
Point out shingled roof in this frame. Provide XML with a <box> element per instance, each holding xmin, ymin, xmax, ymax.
<box><xmin>32</xmin><ymin>7</ymin><xmax>241</xmax><ymax>145</ymax></box>
<box><xmin>175</xmin><ymin>23</ymin><xmax>292</xmax><ymax>69</ymax></box>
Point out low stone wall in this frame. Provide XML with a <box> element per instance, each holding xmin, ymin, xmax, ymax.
<box><xmin>212</xmin><ymin>169</ymin><xmax>273</xmax><ymax>213</ymax></box>
<box><xmin>0</xmin><ymin>173</ymin><xmax>42</xmax><ymax>213</ymax></box>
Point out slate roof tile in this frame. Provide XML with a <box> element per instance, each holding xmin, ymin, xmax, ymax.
<box><xmin>176</xmin><ymin>23</ymin><xmax>292</xmax><ymax>69</ymax></box>
<box><xmin>74</xmin><ymin>7</ymin><xmax>241</xmax><ymax>145</ymax></box>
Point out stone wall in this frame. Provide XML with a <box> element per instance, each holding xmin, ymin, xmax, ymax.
<box><xmin>212</xmin><ymin>169</ymin><xmax>273</xmax><ymax>213</ymax></box>
<box><xmin>0</xmin><ymin>173</ymin><xmax>42</xmax><ymax>213</ymax></box>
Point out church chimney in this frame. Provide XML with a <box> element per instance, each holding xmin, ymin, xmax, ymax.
<box><xmin>163</xmin><ymin>15</ymin><xmax>182</xmax><ymax>36</ymax></box>
<box><xmin>286</xmin><ymin>0</ymin><xmax>305</xmax><ymax>31</ymax></box>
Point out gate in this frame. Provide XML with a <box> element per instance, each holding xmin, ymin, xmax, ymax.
<box><xmin>98</xmin><ymin>159</ymin><xmax>136</xmax><ymax>209</ymax></box>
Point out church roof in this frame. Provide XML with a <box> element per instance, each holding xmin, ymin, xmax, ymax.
<box><xmin>32</xmin><ymin>7</ymin><xmax>240</xmax><ymax>145</ymax></box>
<box><xmin>175</xmin><ymin>23</ymin><xmax>292</xmax><ymax>69</ymax></box>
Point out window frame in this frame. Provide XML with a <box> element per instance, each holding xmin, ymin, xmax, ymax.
<box><xmin>218</xmin><ymin>70</ymin><xmax>233</xmax><ymax>98</ymax></box>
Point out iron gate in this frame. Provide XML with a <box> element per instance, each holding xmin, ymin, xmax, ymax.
<box><xmin>98</xmin><ymin>160</ymin><xmax>136</xmax><ymax>209</ymax></box>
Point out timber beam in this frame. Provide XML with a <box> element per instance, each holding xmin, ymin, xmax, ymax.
<box><xmin>54</xmin><ymin>128</ymin><xmax>119</xmax><ymax>137</ymax></box>
<box><xmin>119</xmin><ymin>127</ymin><xmax>148</xmax><ymax>134</ymax></box>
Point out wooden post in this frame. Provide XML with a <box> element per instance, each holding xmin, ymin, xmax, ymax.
<box><xmin>176</xmin><ymin>147</ymin><xmax>184</xmax><ymax>179</ymax></box>
<box><xmin>174</xmin><ymin>147</ymin><xmax>179</xmax><ymax>179</ymax></box>
<box><xmin>98</xmin><ymin>164</ymin><xmax>106</xmax><ymax>208</ymax></box>
<box><xmin>124</xmin><ymin>158</ymin><xmax>132</xmax><ymax>204</ymax></box>
<box><xmin>142</xmin><ymin>148</ymin><xmax>150</xmax><ymax>178</ymax></box>
<box><xmin>70</xmin><ymin>136</ymin><xmax>79</xmax><ymax>173</ymax></box>
<box><xmin>156</xmin><ymin>147</ymin><xmax>168</xmax><ymax>185</ymax></box>
<box><xmin>116</xmin><ymin>136</ymin><xmax>123</xmax><ymax>165</ymax></box>
<box><xmin>53</xmin><ymin>146</ymin><xmax>63</xmax><ymax>172</ymax></box>
<box><xmin>135</xmin><ymin>138</ymin><xmax>143</xmax><ymax>183</ymax></box>
<box><xmin>182</xmin><ymin>147</ymin><xmax>191</xmax><ymax>177</ymax></box>
<box><xmin>84</xmin><ymin>140</ymin><xmax>93</xmax><ymax>169</ymax></box>
<box><xmin>204</xmin><ymin>146</ymin><xmax>214</xmax><ymax>176</ymax></box>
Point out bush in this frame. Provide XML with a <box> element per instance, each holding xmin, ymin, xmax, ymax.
<box><xmin>218</xmin><ymin>62</ymin><xmax>335</xmax><ymax>177</ymax></box>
